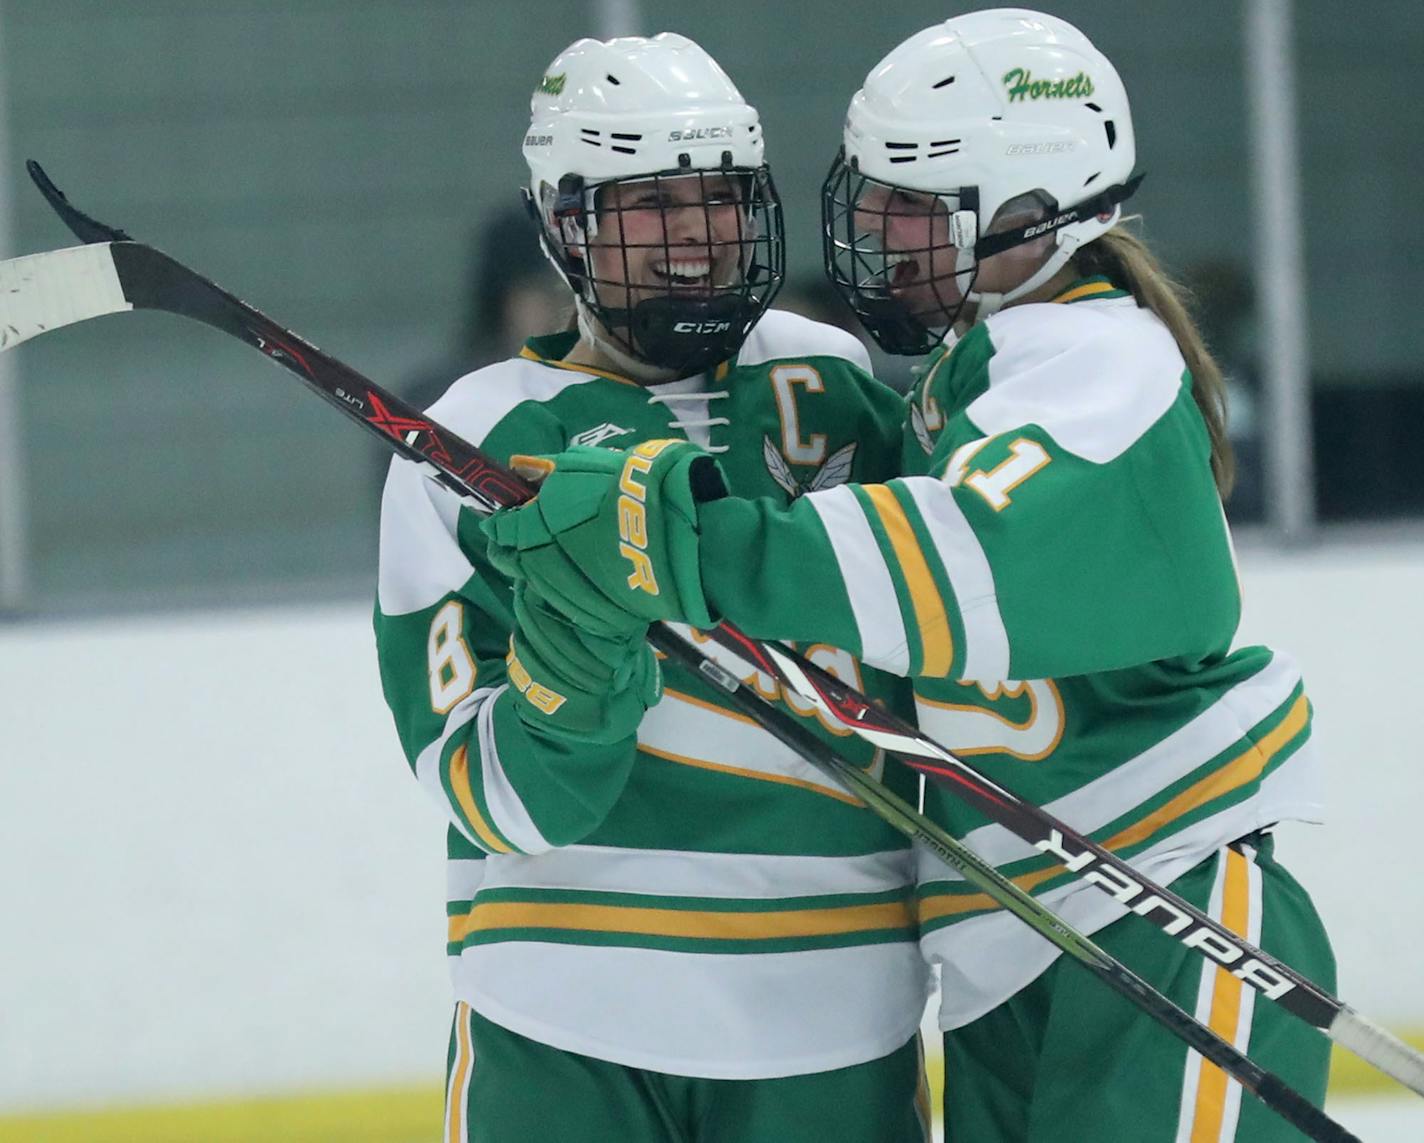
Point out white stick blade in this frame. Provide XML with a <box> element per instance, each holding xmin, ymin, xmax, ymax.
<box><xmin>0</xmin><ymin>243</ymin><xmax>131</xmax><ymax>351</ymax></box>
<box><xmin>1329</xmin><ymin>1006</ymin><xmax>1424</xmax><ymax>1096</ymax></box>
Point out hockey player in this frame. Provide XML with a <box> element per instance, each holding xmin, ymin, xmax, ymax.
<box><xmin>374</xmin><ymin>33</ymin><xmax>932</xmax><ymax>1143</ymax></box>
<box><xmin>485</xmin><ymin>11</ymin><xmax>1335</xmax><ymax>1142</ymax></box>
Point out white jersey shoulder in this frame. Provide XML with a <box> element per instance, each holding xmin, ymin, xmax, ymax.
<box><xmin>426</xmin><ymin>354</ymin><xmax>599</xmax><ymax>448</ymax></box>
<box><xmin>377</xmin><ymin>354</ymin><xmax>594</xmax><ymax>617</ymax></box>
<box><xmin>735</xmin><ymin>308</ymin><xmax>873</xmax><ymax>373</ymax></box>
<box><xmin>967</xmin><ymin>297</ymin><xmax>1187</xmax><ymax>464</ymax></box>
<box><xmin>377</xmin><ymin>450</ymin><xmax>472</xmax><ymax>617</ymax></box>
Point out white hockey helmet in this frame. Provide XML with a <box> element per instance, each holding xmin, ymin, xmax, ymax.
<box><xmin>522</xmin><ymin>33</ymin><xmax>784</xmax><ymax>375</ymax></box>
<box><xmin>823</xmin><ymin>8</ymin><xmax>1142</xmax><ymax>353</ymax></box>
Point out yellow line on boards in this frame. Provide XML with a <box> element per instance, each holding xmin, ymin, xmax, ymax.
<box><xmin>2</xmin><ymin>1028</ymin><xmax>1421</xmax><ymax>1141</ymax></box>
<box><xmin>1328</xmin><ymin>1028</ymin><xmax>1424</xmax><ymax>1098</ymax></box>
<box><xmin>0</xmin><ymin>1084</ymin><xmax>445</xmax><ymax>1143</ymax></box>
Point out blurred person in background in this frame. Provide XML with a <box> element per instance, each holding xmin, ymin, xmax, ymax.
<box><xmin>486</xmin><ymin>9</ymin><xmax>1336</xmax><ymax>1142</ymax></box>
<box><xmin>1184</xmin><ymin>259</ymin><xmax>1265</xmax><ymax>523</ymax></box>
<box><xmin>403</xmin><ymin>205</ymin><xmax>568</xmax><ymax>412</ymax></box>
<box><xmin>375</xmin><ymin>32</ymin><xmax>932</xmax><ymax>1143</ymax></box>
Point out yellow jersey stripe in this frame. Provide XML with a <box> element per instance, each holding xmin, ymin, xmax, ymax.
<box><xmin>1189</xmin><ymin>848</ymin><xmax>1252</xmax><ymax>1143</ymax></box>
<box><xmin>1052</xmin><ymin>280</ymin><xmax>1121</xmax><ymax>304</ymax></box>
<box><xmin>448</xmin><ymin>746</ymin><xmax>514</xmax><ymax>855</ymax></box>
<box><xmin>444</xmin><ymin>1001</ymin><xmax>474</xmax><ymax>1143</ymax></box>
<box><xmin>1103</xmin><ymin>695</ymin><xmax>1309</xmax><ymax>854</ymax></box>
<box><xmin>450</xmin><ymin>898</ymin><xmax>912</xmax><ymax>943</ymax></box>
<box><xmin>919</xmin><ymin>846</ymin><xmax>1064</xmax><ymax>921</ymax></box>
<box><xmin>517</xmin><ymin>345</ymin><xmax>638</xmax><ymax>386</ymax></box>
<box><xmin>640</xmin><ymin>742</ymin><xmax>863</xmax><ymax>807</ymax></box>
<box><xmin>920</xmin><ymin>694</ymin><xmax>1309</xmax><ymax>922</ymax></box>
<box><xmin>862</xmin><ymin>484</ymin><xmax>954</xmax><ymax>676</ymax></box>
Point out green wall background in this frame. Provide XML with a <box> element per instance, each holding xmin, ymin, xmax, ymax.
<box><xmin>2</xmin><ymin>1</ymin><xmax>1420</xmax><ymax>609</ymax></box>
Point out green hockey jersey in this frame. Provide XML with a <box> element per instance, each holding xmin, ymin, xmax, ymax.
<box><xmin>374</xmin><ymin>310</ymin><xmax>929</xmax><ymax>1078</ymax></box>
<box><xmin>694</xmin><ymin>279</ymin><xmax>1322</xmax><ymax>1028</ymax></box>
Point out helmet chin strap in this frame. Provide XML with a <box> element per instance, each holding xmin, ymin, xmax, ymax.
<box><xmin>574</xmin><ymin>299</ymin><xmax>682</xmax><ymax>384</ymax></box>
<box><xmin>966</xmin><ymin>230</ymin><xmax>1083</xmax><ymax>320</ymax></box>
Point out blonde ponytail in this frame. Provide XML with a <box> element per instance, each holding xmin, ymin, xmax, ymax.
<box><xmin>1075</xmin><ymin>226</ymin><xmax>1235</xmax><ymax>497</ymax></box>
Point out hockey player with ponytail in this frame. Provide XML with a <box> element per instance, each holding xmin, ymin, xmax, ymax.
<box><xmin>375</xmin><ymin>32</ymin><xmax>932</xmax><ymax>1143</ymax></box>
<box><xmin>487</xmin><ymin>11</ymin><xmax>1336</xmax><ymax>1141</ymax></box>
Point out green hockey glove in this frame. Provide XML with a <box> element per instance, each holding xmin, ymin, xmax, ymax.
<box><xmin>484</xmin><ymin>439</ymin><xmax>728</xmax><ymax>634</ymax></box>
<box><xmin>506</xmin><ymin>583</ymin><xmax>662</xmax><ymax>744</ymax></box>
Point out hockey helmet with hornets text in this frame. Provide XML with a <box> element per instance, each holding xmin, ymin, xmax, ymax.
<box><xmin>822</xmin><ymin>8</ymin><xmax>1143</xmax><ymax>354</ymax></box>
<box><xmin>523</xmin><ymin>33</ymin><xmax>785</xmax><ymax>376</ymax></box>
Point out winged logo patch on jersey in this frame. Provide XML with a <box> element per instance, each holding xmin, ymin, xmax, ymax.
<box><xmin>570</xmin><ymin>422</ymin><xmax>634</xmax><ymax>448</ymax></box>
<box><xmin>763</xmin><ymin>435</ymin><xmax>858</xmax><ymax>499</ymax></box>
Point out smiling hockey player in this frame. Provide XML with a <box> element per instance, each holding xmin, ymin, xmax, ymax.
<box><xmin>375</xmin><ymin>32</ymin><xmax>932</xmax><ymax>1143</ymax></box>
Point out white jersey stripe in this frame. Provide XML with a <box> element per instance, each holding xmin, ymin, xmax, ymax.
<box><xmin>446</xmin><ymin>858</ymin><xmax>486</xmax><ymax>902</ymax></box>
<box><xmin>413</xmin><ymin>685</ymin><xmax>550</xmax><ymax>855</ymax></box>
<box><xmin>1173</xmin><ymin>847</ymin><xmax>1261</xmax><ymax>1142</ymax></box>
<box><xmin>638</xmin><ymin>687</ymin><xmax>858</xmax><ymax>803</ymax></box>
<box><xmin>475</xmin><ymin>844</ymin><xmax>915</xmax><ymax>901</ymax></box>
<box><xmin>925</xmin><ymin>786</ymin><xmax>1305</xmax><ymax>1029</ymax></box>
<box><xmin>414</xmin><ymin>690</ymin><xmax>492</xmax><ymax>846</ymax></box>
<box><xmin>805</xmin><ymin>484</ymin><xmax>911</xmax><ymax>676</ymax></box>
<box><xmin>461</xmin><ymin>941</ymin><xmax>927</xmax><ymax>1080</ymax></box>
<box><xmin>899</xmin><ymin>476</ymin><xmax>1011</xmax><ymax>685</ymax></box>
<box><xmin>477</xmin><ymin>686</ymin><xmax>554</xmax><ymax>855</ymax></box>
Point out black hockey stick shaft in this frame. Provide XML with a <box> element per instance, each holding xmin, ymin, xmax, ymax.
<box><xmin>690</xmin><ymin>593</ymin><xmax>1422</xmax><ymax>1094</ymax></box>
<box><xmin>9</xmin><ymin>164</ymin><xmax>1364</xmax><ymax>1137</ymax></box>
<box><xmin>661</xmin><ymin>637</ymin><xmax>1352</xmax><ymax>1143</ymax></box>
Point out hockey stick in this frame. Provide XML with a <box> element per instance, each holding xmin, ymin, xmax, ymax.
<box><xmin>0</xmin><ymin>163</ymin><xmax>1367</xmax><ymax>1139</ymax></box>
<box><xmin>711</xmin><ymin>635</ymin><xmax>1424</xmax><ymax>1094</ymax></box>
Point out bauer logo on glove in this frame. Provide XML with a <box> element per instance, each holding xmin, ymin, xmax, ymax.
<box><xmin>486</xmin><ymin>439</ymin><xmax>728</xmax><ymax>632</ymax></box>
<box><xmin>617</xmin><ymin>439</ymin><xmax>680</xmax><ymax>596</ymax></box>
<box><xmin>505</xmin><ymin>639</ymin><xmax>568</xmax><ymax>716</ymax></box>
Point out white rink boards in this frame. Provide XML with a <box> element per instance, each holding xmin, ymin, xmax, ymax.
<box><xmin>0</xmin><ymin>535</ymin><xmax>1422</xmax><ymax>1117</ymax></box>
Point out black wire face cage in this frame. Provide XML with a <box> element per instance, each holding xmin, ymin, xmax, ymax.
<box><xmin>549</xmin><ymin>165</ymin><xmax>784</xmax><ymax>376</ymax></box>
<box><xmin>824</xmin><ymin>152</ymin><xmax>1146</xmax><ymax>355</ymax></box>
<box><xmin>822</xmin><ymin>150</ymin><xmax>979</xmax><ymax>356</ymax></box>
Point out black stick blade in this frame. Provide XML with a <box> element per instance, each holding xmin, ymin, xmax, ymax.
<box><xmin>26</xmin><ymin>160</ymin><xmax>133</xmax><ymax>245</ymax></box>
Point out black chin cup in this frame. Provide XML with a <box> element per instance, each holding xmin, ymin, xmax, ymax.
<box><xmin>853</xmin><ymin>292</ymin><xmax>943</xmax><ymax>357</ymax></box>
<box><xmin>613</xmin><ymin>294</ymin><xmax>757</xmax><ymax>376</ymax></box>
